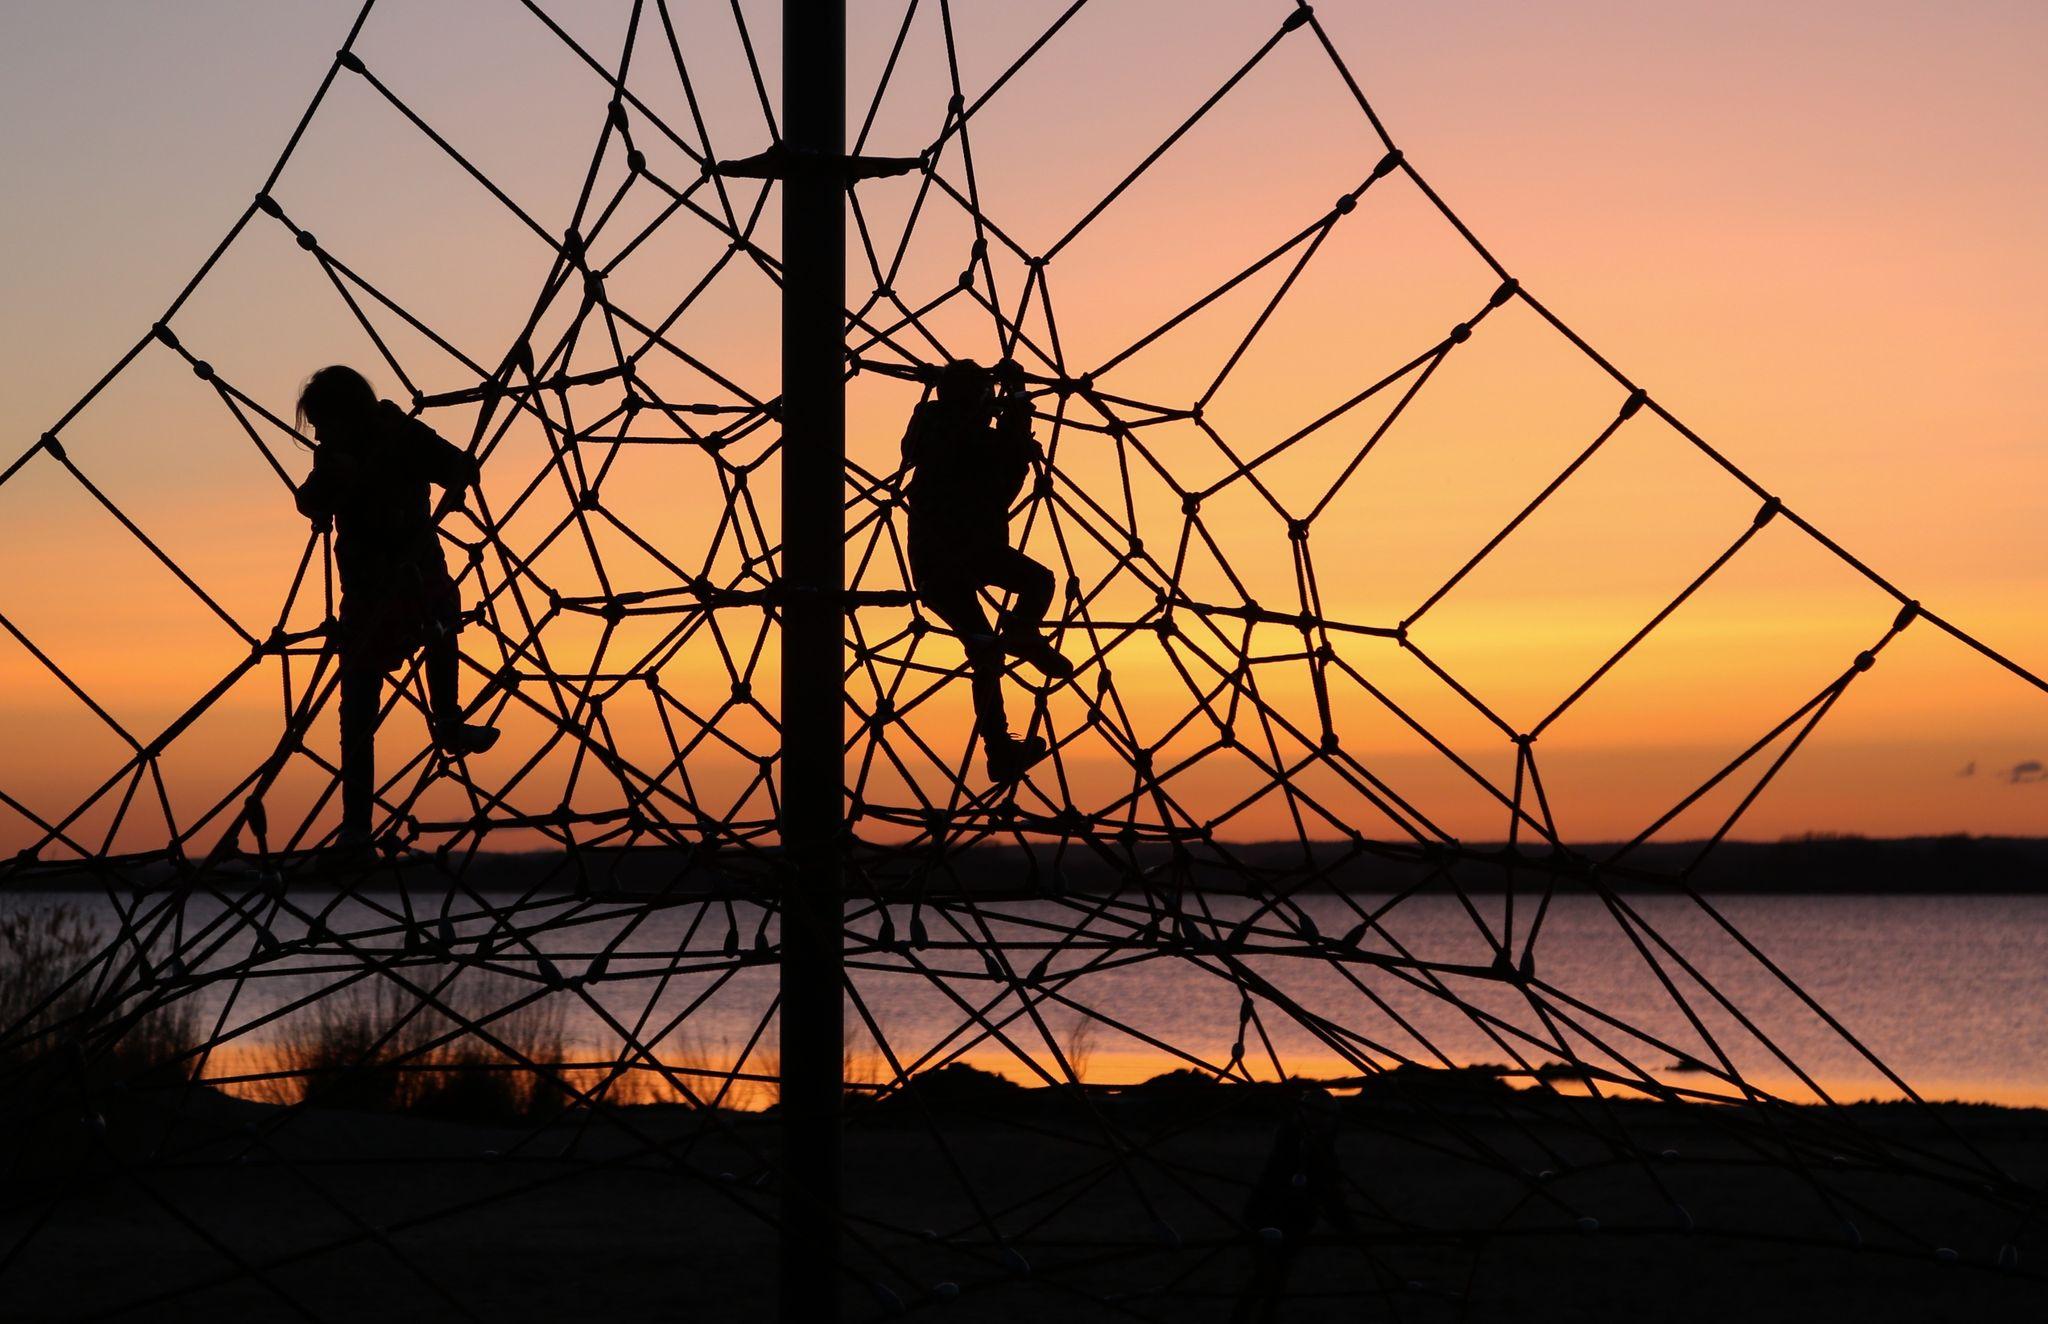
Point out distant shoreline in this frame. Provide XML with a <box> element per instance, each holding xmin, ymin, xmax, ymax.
<box><xmin>5</xmin><ymin>834</ymin><xmax>2045</xmax><ymax>896</ymax></box>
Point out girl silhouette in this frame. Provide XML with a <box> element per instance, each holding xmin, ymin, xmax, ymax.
<box><xmin>292</xmin><ymin>366</ymin><xmax>498</xmax><ymax>845</ymax></box>
<box><xmin>899</xmin><ymin>358</ymin><xmax>1072</xmax><ymax>781</ymax></box>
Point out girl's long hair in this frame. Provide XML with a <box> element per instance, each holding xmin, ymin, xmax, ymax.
<box><xmin>295</xmin><ymin>365</ymin><xmax>377</xmax><ymax>446</ymax></box>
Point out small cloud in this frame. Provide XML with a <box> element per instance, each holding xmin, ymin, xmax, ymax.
<box><xmin>2009</xmin><ymin>760</ymin><xmax>2047</xmax><ymax>785</ymax></box>
<box><xmin>1958</xmin><ymin>760</ymin><xmax>1976</xmax><ymax>778</ymax></box>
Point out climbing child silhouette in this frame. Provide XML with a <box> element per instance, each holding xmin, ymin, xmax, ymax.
<box><xmin>900</xmin><ymin>358</ymin><xmax>1072</xmax><ymax>782</ymax></box>
<box><xmin>292</xmin><ymin>366</ymin><xmax>498</xmax><ymax>845</ymax></box>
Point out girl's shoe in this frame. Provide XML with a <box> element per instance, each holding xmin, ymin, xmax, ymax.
<box><xmin>1003</xmin><ymin>630</ymin><xmax>1074</xmax><ymax>678</ymax></box>
<box><xmin>436</xmin><ymin>722</ymin><xmax>501</xmax><ymax>756</ymax></box>
<box><xmin>985</xmin><ymin>734</ymin><xmax>1049</xmax><ymax>783</ymax></box>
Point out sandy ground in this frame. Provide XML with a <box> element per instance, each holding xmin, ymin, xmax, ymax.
<box><xmin>3</xmin><ymin>1081</ymin><xmax>2046</xmax><ymax>1322</ymax></box>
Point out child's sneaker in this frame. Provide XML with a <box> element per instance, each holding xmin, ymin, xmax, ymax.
<box><xmin>436</xmin><ymin>722</ymin><xmax>501</xmax><ymax>756</ymax></box>
<box><xmin>985</xmin><ymin>734</ymin><xmax>1050</xmax><ymax>783</ymax></box>
<box><xmin>1003</xmin><ymin>629</ymin><xmax>1074</xmax><ymax>679</ymax></box>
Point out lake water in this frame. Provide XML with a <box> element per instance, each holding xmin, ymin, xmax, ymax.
<box><xmin>11</xmin><ymin>888</ymin><xmax>2047</xmax><ymax>1108</ymax></box>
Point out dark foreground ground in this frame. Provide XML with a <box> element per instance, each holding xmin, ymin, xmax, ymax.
<box><xmin>3</xmin><ymin>1079</ymin><xmax>2046</xmax><ymax>1323</ymax></box>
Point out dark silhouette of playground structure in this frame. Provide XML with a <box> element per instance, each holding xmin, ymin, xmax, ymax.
<box><xmin>1</xmin><ymin>2</ymin><xmax>2046</xmax><ymax>1322</ymax></box>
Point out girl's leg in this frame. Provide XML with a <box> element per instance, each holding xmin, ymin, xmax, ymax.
<box><xmin>921</xmin><ymin>578</ymin><xmax>1009</xmax><ymax>741</ymax></box>
<box><xmin>338</xmin><ymin>658</ymin><xmax>380</xmax><ymax>838</ymax></box>
<box><xmin>914</xmin><ymin>542</ymin><xmax>1048</xmax><ymax>779</ymax></box>
<box><xmin>426</xmin><ymin>625</ymin><xmax>461</xmax><ymax>728</ymax></box>
<box><xmin>988</xmin><ymin>547</ymin><xmax>1056</xmax><ymax>635</ymax></box>
<box><xmin>423</xmin><ymin>608</ymin><xmax>499</xmax><ymax>755</ymax></box>
<box><xmin>987</xmin><ymin>548</ymin><xmax>1071</xmax><ymax>678</ymax></box>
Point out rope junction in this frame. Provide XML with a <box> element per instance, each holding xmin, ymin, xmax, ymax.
<box><xmin>2</xmin><ymin>1</ymin><xmax>2045</xmax><ymax>1318</ymax></box>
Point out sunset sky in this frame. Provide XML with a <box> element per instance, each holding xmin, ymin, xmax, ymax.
<box><xmin>0</xmin><ymin>1</ymin><xmax>2043</xmax><ymax>853</ymax></box>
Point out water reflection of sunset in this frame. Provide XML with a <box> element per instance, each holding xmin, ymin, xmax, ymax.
<box><xmin>105</xmin><ymin>889</ymin><xmax>2048</xmax><ymax>1113</ymax></box>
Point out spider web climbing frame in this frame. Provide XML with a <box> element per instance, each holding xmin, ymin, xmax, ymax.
<box><xmin>1</xmin><ymin>0</ymin><xmax>2046</xmax><ymax>1318</ymax></box>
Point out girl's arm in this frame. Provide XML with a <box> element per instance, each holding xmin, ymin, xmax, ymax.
<box><xmin>383</xmin><ymin>401</ymin><xmax>479</xmax><ymax>493</ymax></box>
<box><xmin>421</xmin><ymin>427</ymin><xmax>480</xmax><ymax>493</ymax></box>
<box><xmin>293</xmin><ymin>447</ymin><xmax>354</xmax><ymax>526</ymax></box>
<box><xmin>996</xmin><ymin>397</ymin><xmax>1042</xmax><ymax>504</ymax></box>
<box><xmin>900</xmin><ymin>402</ymin><xmax>931</xmax><ymax>474</ymax></box>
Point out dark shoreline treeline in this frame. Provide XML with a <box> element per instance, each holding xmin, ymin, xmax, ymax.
<box><xmin>850</xmin><ymin>833</ymin><xmax>2048</xmax><ymax>897</ymax></box>
<box><xmin>1237</xmin><ymin>833</ymin><xmax>2048</xmax><ymax>896</ymax></box>
<box><xmin>7</xmin><ymin>834</ymin><xmax>2047</xmax><ymax>896</ymax></box>
<box><xmin>1558</xmin><ymin>833</ymin><xmax>2048</xmax><ymax>894</ymax></box>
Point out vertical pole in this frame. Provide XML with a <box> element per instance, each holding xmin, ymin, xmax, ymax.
<box><xmin>779</xmin><ymin>3</ymin><xmax>845</xmax><ymax>1323</ymax></box>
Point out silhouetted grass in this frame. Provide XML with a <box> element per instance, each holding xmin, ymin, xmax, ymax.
<box><xmin>0</xmin><ymin>905</ymin><xmax>103</xmax><ymax>1068</ymax></box>
<box><xmin>0</xmin><ymin>906</ymin><xmax>207</xmax><ymax>1183</ymax></box>
<box><xmin>0</xmin><ymin>904</ymin><xmax>201</xmax><ymax>1088</ymax></box>
<box><xmin>267</xmin><ymin>963</ymin><xmax>568</xmax><ymax>1120</ymax></box>
<box><xmin>564</xmin><ymin>1030</ymin><xmax>778</xmax><ymax>1110</ymax></box>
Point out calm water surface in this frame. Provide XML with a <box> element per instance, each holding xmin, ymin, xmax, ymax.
<box><xmin>13</xmin><ymin>890</ymin><xmax>2047</xmax><ymax>1107</ymax></box>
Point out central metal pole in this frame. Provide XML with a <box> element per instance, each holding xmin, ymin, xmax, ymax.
<box><xmin>778</xmin><ymin>2</ymin><xmax>846</xmax><ymax>1322</ymax></box>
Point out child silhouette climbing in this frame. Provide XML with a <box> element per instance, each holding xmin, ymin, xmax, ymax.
<box><xmin>292</xmin><ymin>366</ymin><xmax>498</xmax><ymax>845</ymax></box>
<box><xmin>900</xmin><ymin>358</ymin><xmax>1073</xmax><ymax>782</ymax></box>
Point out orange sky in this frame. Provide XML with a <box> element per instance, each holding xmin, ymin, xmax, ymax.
<box><xmin>1</xmin><ymin>1</ymin><xmax>2044</xmax><ymax>856</ymax></box>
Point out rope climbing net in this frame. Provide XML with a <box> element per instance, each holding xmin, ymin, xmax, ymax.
<box><xmin>2</xmin><ymin>1</ymin><xmax>2045</xmax><ymax>1318</ymax></box>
